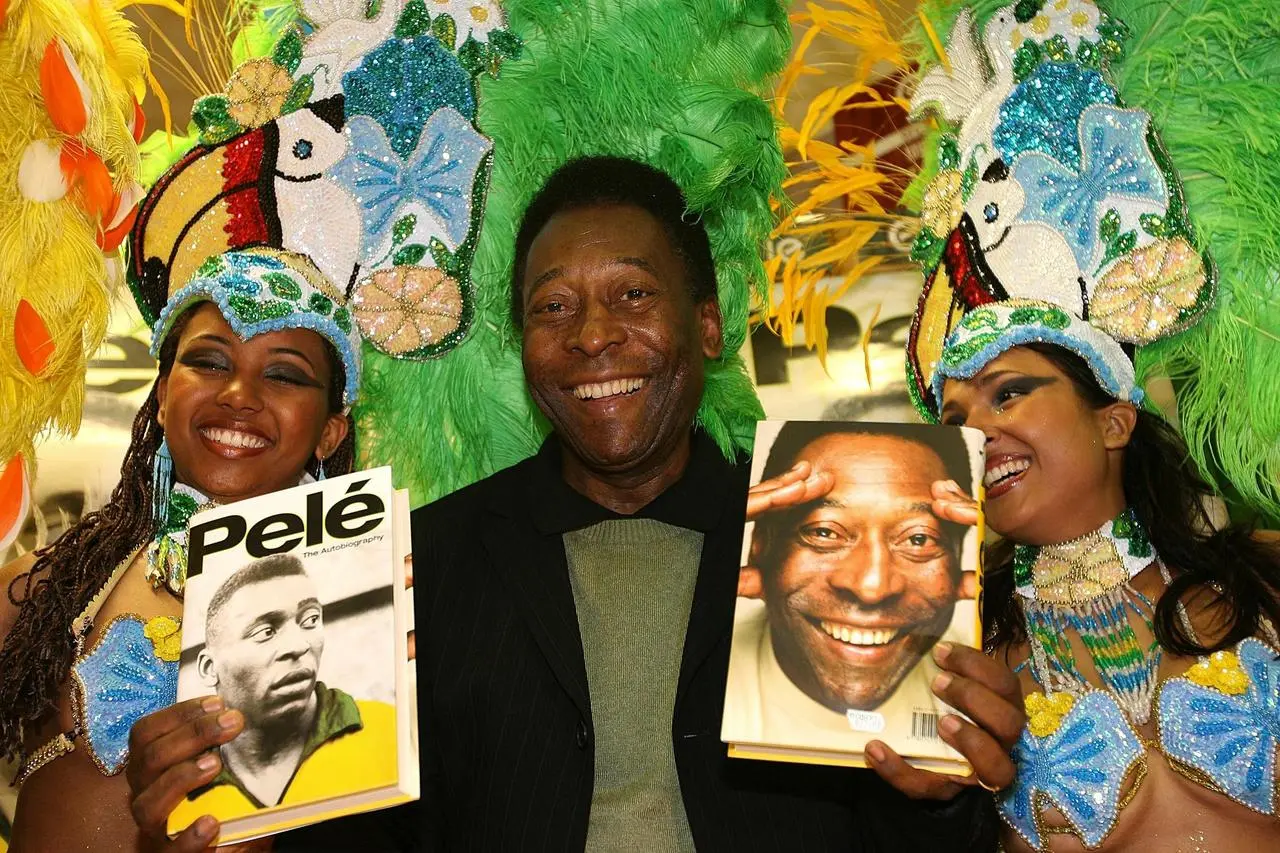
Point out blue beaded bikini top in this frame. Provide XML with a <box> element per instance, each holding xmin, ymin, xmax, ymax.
<box><xmin>14</xmin><ymin>551</ymin><xmax>181</xmax><ymax>783</ymax></box>
<box><xmin>13</xmin><ymin>483</ymin><xmax>214</xmax><ymax>783</ymax></box>
<box><xmin>1001</xmin><ymin>637</ymin><xmax>1280</xmax><ymax>851</ymax></box>
<box><xmin>995</xmin><ymin>512</ymin><xmax>1280</xmax><ymax>850</ymax></box>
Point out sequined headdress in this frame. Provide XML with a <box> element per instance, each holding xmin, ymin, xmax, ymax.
<box><xmin>905</xmin><ymin>0</ymin><xmax>1214</xmax><ymax>416</ymax></box>
<box><xmin>127</xmin><ymin>0</ymin><xmax>517</xmax><ymax>407</ymax></box>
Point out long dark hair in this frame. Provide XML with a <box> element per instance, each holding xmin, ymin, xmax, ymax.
<box><xmin>984</xmin><ymin>343</ymin><xmax>1280</xmax><ymax>659</ymax></box>
<box><xmin>0</xmin><ymin>310</ymin><xmax>355</xmax><ymax>761</ymax></box>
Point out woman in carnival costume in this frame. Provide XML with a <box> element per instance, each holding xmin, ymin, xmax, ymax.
<box><xmin>4</xmin><ymin>0</ymin><xmax>790</xmax><ymax>849</ymax></box>
<box><xmin>775</xmin><ymin>0</ymin><xmax>1279</xmax><ymax>849</ymax></box>
<box><xmin>900</xmin><ymin>1</ymin><xmax>1280</xmax><ymax>850</ymax></box>
<box><xmin>0</xmin><ymin>4</ymin><xmax>432</xmax><ymax>851</ymax></box>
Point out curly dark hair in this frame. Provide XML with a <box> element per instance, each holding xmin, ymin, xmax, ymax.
<box><xmin>983</xmin><ymin>343</ymin><xmax>1280</xmax><ymax>660</ymax></box>
<box><xmin>510</xmin><ymin>155</ymin><xmax>717</xmax><ymax>326</ymax></box>
<box><xmin>0</xmin><ymin>309</ymin><xmax>355</xmax><ymax>760</ymax></box>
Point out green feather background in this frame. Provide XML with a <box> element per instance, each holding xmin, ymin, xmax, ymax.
<box><xmin>908</xmin><ymin>0</ymin><xmax>1280</xmax><ymax>525</ymax></box>
<box><xmin>356</xmin><ymin>0</ymin><xmax>791</xmax><ymax>506</ymax></box>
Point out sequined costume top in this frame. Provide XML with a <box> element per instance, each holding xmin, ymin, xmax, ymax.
<box><xmin>15</xmin><ymin>552</ymin><xmax>180</xmax><ymax>782</ymax></box>
<box><xmin>997</xmin><ymin>637</ymin><xmax>1280</xmax><ymax>850</ymax></box>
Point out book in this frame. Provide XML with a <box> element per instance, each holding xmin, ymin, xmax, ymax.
<box><xmin>721</xmin><ymin>420</ymin><xmax>984</xmax><ymax>775</ymax></box>
<box><xmin>168</xmin><ymin>467</ymin><xmax>418</xmax><ymax>844</ymax></box>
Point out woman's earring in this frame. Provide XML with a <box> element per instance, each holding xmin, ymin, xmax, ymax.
<box><xmin>317</xmin><ymin>455</ymin><xmax>327</xmax><ymax>481</ymax></box>
<box><xmin>152</xmin><ymin>438</ymin><xmax>173</xmax><ymax>526</ymax></box>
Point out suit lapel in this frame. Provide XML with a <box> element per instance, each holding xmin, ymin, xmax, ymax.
<box><xmin>484</xmin><ymin>497</ymin><xmax>592</xmax><ymax>719</ymax></box>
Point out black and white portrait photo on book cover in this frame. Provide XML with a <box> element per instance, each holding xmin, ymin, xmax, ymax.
<box><xmin>723</xmin><ymin>420</ymin><xmax>984</xmax><ymax>765</ymax></box>
<box><xmin>176</xmin><ymin>541</ymin><xmax>396</xmax><ymax>809</ymax></box>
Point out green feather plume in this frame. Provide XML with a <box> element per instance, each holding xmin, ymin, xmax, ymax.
<box><xmin>909</xmin><ymin>0</ymin><xmax>1280</xmax><ymax>525</ymax></box>
<box><xmin>356</xmin><ymin>0</ymin><xmax>790</xmax><ymax>505</ymax></box>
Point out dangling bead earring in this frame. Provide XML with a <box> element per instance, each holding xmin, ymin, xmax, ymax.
<box><xmin>316</xmin><ymin>455</ymin><xmax>327</xmax><ymax>481</ymax></box>
<box><xmin>152</xmin><ymin>438</ymin><xmax>174</xmax><ymax>527</ymax></box>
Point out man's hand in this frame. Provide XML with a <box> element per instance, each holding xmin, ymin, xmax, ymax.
<box><xmin>745</xmin><ymin>460</ymin><xmax>833</xmax><ymax>521</ymax></box>
<box><xmin>864</xmin><ymin>642</ymin><xmax>1024</xmax><ymax>800</ymax></box>
<box><xmin>127</xmin><ymin>695</ymin><xmax>251</xmax><ymax>852</ymax></box>
<box><xmin>739</xmin><ymin>461</ymin><xmax>835</xmax><ymax>597</ymax></box>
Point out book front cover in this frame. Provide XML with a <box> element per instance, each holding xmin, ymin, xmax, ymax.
<box><xmin>169</xmin><ymin>468</ymin><xmax>401</xmax><ymax>836</ymax></box>
<box><xmin>722</xmin><ymin>421</ymin><xmax>984</xmax><ymax>772</ymax></box>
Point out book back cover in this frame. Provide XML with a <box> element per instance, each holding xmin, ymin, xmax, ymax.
<box><xmin>722</xmin><ymin>421</ymin><xmax>984</xmax><ymax>774</ymax></box>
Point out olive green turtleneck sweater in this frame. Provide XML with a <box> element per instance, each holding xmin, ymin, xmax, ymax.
<box><xmin>563</xmin><ymin>518</ymin><xmax>703</xmax><ymax>853</ymax></box>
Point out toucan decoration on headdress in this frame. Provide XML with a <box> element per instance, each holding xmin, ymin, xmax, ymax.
<box><xmin>770</xmin><ymin>0</ymin><xmax>1278</xmax><ymax>524</ymax></box>
<box><xmin>128</xmin><ymin>0</ymin><xmax>513</xmax><ymax>398</ymax></box>
<box><xmin>905</xmin><ymin>0</ymin><xmax>1215</xmax><ymax>416</ymax></box>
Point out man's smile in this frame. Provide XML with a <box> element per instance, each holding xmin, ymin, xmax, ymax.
<box><xmin>570</xmin><ymin>377</ymin><xmax>647</xmax><ymax>401</ymax></box>
<box><xmin>815</xmin><ymin>619</ymin><xmax>902</xmax><ymax>647</ymax></box>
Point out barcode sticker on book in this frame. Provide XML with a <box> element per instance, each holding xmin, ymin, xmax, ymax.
<box><xmin>911</xmin><ymin>712</ymin><xmax>939</xmax><ymax>740</ymax></box>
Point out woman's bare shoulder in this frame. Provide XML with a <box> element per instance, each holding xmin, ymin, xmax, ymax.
<box><xmin>0</xmin><ymin>552</ymin><xmax>38</xmax><ymax>648</ymax></box>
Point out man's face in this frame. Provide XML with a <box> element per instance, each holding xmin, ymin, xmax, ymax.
<box><xmin>520</xmin><ymin>203</ymin><xmax>723</xmax><ymax>476</ymax></box>
<box><xmin>201</xmin><ymin>573</ymin><xmax>325</xmax><ymax>727</ymax></box>
<box><xmin>756</xmin><ymin>434</ymin><xmax>960</xmax><ymax>712</ymax></box>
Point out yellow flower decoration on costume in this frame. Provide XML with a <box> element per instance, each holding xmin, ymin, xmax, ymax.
<box><xmin>143</xmin><ymin>616</ymin><xmax>182</xmax><ymax>662</ymax></box>
<box><xmin>1185</xmin><ymin>650</ymin><xmax>1249</xmax><ymax>695</ymax></box>
<box><xmin>920</xmin><ymin>170</ymin><xmax>964</xmax><ymax>238</ymax></box>
<box><xmin>226</xmin><ymin>59</ymin><xmax>294</xmax><ymax>128</ymax></box>
<box><xmin>1025</xmin><ymin>691</ymin><xmax>1076</xmax><ymax>737</ymax></box>
<box><xmin>1092</xmin><ymin>236</ymin><xmax>1206</xmax><ymax>344</ymax></box>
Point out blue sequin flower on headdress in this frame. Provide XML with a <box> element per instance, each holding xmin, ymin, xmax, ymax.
<box><xmin>1013</xmin><ymin>105</ymin><xmax>1167</xmax><ymax>272</ymax></box>
<box><xmin>331</xmin><ymin>110</ymin><xmax>492</xmax><ymax>257</ymax></box>
<box><xmin>994</xmin><ymin>62</ymin><xmax>1117</xmax><ymax>169</ymax></box>
<box><xmin>1158</xmin><ymin>638</ymin><xmax>1280</xmax><ymax>815</ymax></box>
<box><xmin>343</xmin><ymin>36</ymin><xmax>476</xmax><ymax>159</ymax></box>
<box><xmin>72</xmin><ymin>616</ymin><xmax>179</xmax><ymax>775</ymax></box>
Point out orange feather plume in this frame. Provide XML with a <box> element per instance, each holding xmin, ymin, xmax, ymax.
<box><xmin>40</xmin><ymin>39</ymin><xmax>91</xmax><ymax>136</ymax></box>
<box><xmin>14</xmin><ymin>300</ymin><xmax>56</xmax><ymax>376</ymax></box>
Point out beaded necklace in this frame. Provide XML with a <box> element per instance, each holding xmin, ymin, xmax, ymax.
<box><xmin>143</xmin><ymin>482</ymin><xmax>216</xmax><ymax>596</ymax></box>
<box><xmin>1015</xmin><ymin>508</ymin><xmax>1166</xmax><ymax>725</ymax></box>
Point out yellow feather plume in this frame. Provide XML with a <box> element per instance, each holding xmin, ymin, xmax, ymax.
<box><xmin>766</xmin><ymin>0</ymin><xmax>915</xmax><ymax>366</ymax></box>
<box><xmin>0</xmin><ymin>0</ymin><xmax>151</xmax><ymax>535</ymax></box>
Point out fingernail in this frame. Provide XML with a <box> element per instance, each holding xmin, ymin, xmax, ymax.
<box><xmin>934</xmin><ymin>641</ymin><xmax>953</xmax><ymax>662</ymax></box>
<box><xmin>196</xmin><ymin>753</ymin><xmax>218</xmax><ymax>772</ymax></box>
<box><xmin>945</xmin><ymin>480</ymin><xmax>963</xmax><ymax>493</ymax></box>
<box><xmin>866</xmin><ymin>742</ymin><xmax>885</xmax><ymax>763</ymax></box>
<box><xmin>217</xmin><ymin>710</ymin><xmax>240</xmax><ymax>730</ymax></box>
<box><xmin>201</xmin><ymin>696</ymin><xmax>224</xmax><ymax>713</ymax></box>
<box><xmin>933</xmin><ymin>672</ymin><xmax>953</xmax><ymax>693</ymax></box>
<box><xmin>940</xmin><ymin>715</ymin><xmax>962</xmax><ymax>736</ymax></box>
<box><xmin>194</xmin><ymin>816</ymin><xmax>217</xmax><ymax>840</ymax></box>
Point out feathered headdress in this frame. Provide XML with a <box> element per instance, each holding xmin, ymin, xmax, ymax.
<box><xmin>0</xmin><ymin>0</ymin><xmax>150</xmax><ymax>550</ymax></box>
<box><xmin>356</xmin><ymin>0</ymin><xmax>791</xmax><ymax>503</ymax></box>
<box><xmin>774</xmin><ymin>0</ymin><xmax>1280</xmax><ymax>525</ymax></box>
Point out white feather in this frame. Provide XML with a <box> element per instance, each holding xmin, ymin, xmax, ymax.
<box><xmin>18</xmin><ymin>140</ymin><xmax>68</xmax><ymax>203</ymax></box>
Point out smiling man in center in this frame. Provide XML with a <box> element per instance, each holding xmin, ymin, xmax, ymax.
<box><xmin>255</xmin><ymin>155</ymin><xmax>1024</xmax><ymax>852</ymax></box>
